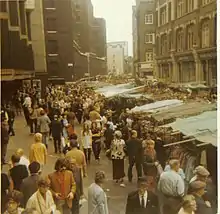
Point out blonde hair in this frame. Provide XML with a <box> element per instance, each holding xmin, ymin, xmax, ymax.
<box><xmin>182</xmin><ymin>195</ymin><xmax>195</xmax><ymax>209</ymax></box>
<box><xmin>15</xmin><ymin>148</ymin><xmax>24</xmax><ymax>157</ymax></box>
<box><xmin>34</xmin><ymin>133</ymin><xmax>42</xmax><ymax>142</ymax></box>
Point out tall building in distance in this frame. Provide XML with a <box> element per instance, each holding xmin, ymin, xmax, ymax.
<box><xmin>134</xmin><ymin>0</ymin><xmax>156</xmax><ymax>79</ymax></box>
<box><xmin>41</xmin><ymin>0</ymin><xmax>107</xmax><ymax>82</ymax></box>
<box><xmin>1</xmin><ymin>0</ymin><xmax>35</xmax><ymax>99</ymax></box>
<box><xmin>154</xmin><ymin>0</ymin><xmax>217</xmax><ymax>86</ymax></box>
<box><xmin>132</xmin><ymin>5</ymin><xmax>138</xmax><ymax>76</ymax></box>
<box><xmin>107</xmin><ymin>41</ymin><xmax>128</xmax><ymax>75</ymax></box>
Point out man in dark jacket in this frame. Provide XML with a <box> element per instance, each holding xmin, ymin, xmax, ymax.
<box><xmin>6</xmin><ymin>105</ymin><xmax>16</xmax><ymax>136</ymax></box>
<box><xmin>9</xmin><ymin>154</ymin><xmax>28</xmax><ymax>191</ymax></box>
<box><xmin>126</xmin><ymin>130</ymin><xmax>143</xmax><ymax>182</ymax></box>
<box><xmin>51</xmin><ymin>115</ymin><xmax>62</xmax><ymax>153</ymax></box>
<box><xmin>104</xmin><ymin>123</ymin><xmax>114</xmax><ymax>150</ymax></box>
<box><xmin>1</xmin><ymin>119</ymin><xmax>9</xmax><ymax>164</ymax></box>
<box><xmin>125</xmin><ymin>177</ymin><xmax>158</xmax><ymax>214</ymax></box>
<box><xmin>20</xmin><ymin>161</ymin><xmax>41</xmax><ymax>206</ymax></box>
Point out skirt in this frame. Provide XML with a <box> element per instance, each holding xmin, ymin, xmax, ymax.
<box><xmin>112</xmin><ymin>159</ymin><xmax>125</xmax><ymax>180</ymax></box>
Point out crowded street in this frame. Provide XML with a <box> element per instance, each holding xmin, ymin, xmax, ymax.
<box><xmin>1</xmin><ymin>0</ymin><xmax>217</xmax><ymax>213</ymax></box>
<box><xmin>2</xmin><ymin>114</ymin><xmax>137</xmax><ymax>214</ymax></box>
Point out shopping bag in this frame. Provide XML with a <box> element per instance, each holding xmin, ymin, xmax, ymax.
<box><xmin>61</xmin><ymin>137</ymin><xmax>66</xmax><ymax>148</ymax></box>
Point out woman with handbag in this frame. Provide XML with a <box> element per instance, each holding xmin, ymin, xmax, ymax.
<box><xmin>110</xmin><ymin>131</ymin><xmax>126</xmax><ymax>187</ymax></box>
<box><xmin>91</xmin><ymin>122</ymin><xmax>101</xmax><ymax>163</ymax></box>
<box><xmin>142</xmin><ymin>137</ymin><xmax>159</xmax><ymax>192</ymax></box>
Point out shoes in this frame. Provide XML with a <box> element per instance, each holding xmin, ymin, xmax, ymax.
<box><xmin>120</xmin><ymin>183</ymin><xmax>126</xmax><ymax>187</ymax></box>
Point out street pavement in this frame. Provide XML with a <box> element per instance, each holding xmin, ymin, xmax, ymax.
<box><xmin>2</xmin><ymin>116</ymin><xmax>139</xmax><ymax>214</ymax></box>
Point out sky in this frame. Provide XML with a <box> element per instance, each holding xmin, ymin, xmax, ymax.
<box><xmin>91</xmin><ymin>0</ymin><xmax>135</xmax><ymax>56</ymax></box>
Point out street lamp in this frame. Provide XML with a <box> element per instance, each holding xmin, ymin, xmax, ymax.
<box><xmin>68</xmin><ymin>63</ymin><xmax>74</xmax><ymax>81</ymax></box>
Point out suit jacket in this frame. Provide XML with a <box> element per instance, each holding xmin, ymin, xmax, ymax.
<box><xmin>126</xmin><ymin>138</ymin><xmax>143</xmax><ymax>163</ymax></box>
<box><xmin>125</xmin><ymin>190</ymin><xmax>158</xmax><ymax>214</ymax></box>
<box><xmin>20</xmin><ymin>174</ymin><xmax>40</xmax><ymax>206</ymax></box>
<box><xmin>193</xmin><ymin>194</ymin><xmax>213</xmax><ymax>214</ymax></box>
<box><xmin>51</xmin><ymin>120</ymin><xmax>62</xmax><ymax>138</ymax></box>
<box><xmin>48</xmin><ymin>170</ymin><xmax>76</xmax><ymax>208</ymax></box>
<box><xmin>9</xmin><ymin>164</ymin><xmax>28</xmax><ymax>191</ymax></box>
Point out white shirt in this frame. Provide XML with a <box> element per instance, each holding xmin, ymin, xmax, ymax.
<box><xmin>139</xmin><ymin>191</ymin><xmax>148</xmax><ymax>208</ymax></box>
<box><xmin>158</xmin><ymin>170</ymin><xmax>185</xmax><ymax>197</ymax></box>
<box><xmin>19</xmin><ymin>156</ymin><xmax>30</xmax><ymax>170</ymax></box>
<box><xmin>23</xmin><ymin>97</ymin><xmax>32</xmax><ymax>107</ymax></box>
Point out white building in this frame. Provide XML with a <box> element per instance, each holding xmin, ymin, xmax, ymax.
<box><xmin>107</xmin><ymin>41</ymin><xmax>128</xmax><ymax>75</ymax></box>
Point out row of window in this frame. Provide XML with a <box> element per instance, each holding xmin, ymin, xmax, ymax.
<box><xmin>155</xmin><ymin>19</ymin><xmax>215</xmax><ymax>55</ymax></box>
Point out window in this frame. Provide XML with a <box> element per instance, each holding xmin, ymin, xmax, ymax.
<box><xmin>145</xmin><ymin>14</ymin><xmax>153</xmax><ymax>24</ymax></box>
<box><xmin>187</xmin><ymin>0</ymin><xmax>194</xmax><ymax>12</ymax></box>
<box><xmin>160</xmin><ymin>6</ymin><xmax>167</xmax><ymax>25</ymax></box>
<box><xmin>202</xmin><ymin>21</ymin><xmax>210</xmax><ymax>48</ymax></box>
<box><xmin>202</xmin><ymin>0</ymin><xmax>212</xmax><ymax>5</ymax></box>
<box><xmin>145</xmin><ymin>51</ymin><xmax>153</xmax><ymax>62</ymax></box>
<box><xmin>75</xmin><ymin>11</ymin><xmax>81</xmax><ymax>22</ymax></box>
<box><xmin>48</xmin><ymin>40</ymin><xmax>58</xmax><ymax>54</ymax></box>
<box><xmin>45</xmin><ymin>0</ymin><xmax>55</xmax><ymax>8</ymax></box>
<box><xmin>176</xmin><ymin>29</ymin><xmax>184</xmax><ymax>51</ymax></box>
<box><xmin>161</xmin><ymin>34</ymin><xmax>168</xmax><ymax>55</ymax></box>
<box><xmin>187</xmin><ymin>25</ymin><xmax>194</xmax><ymax>49</ymax></box>
<box><xmin>145</xmin><ymin>34</ymin><xmax>154</xmax><ymax>43</ymax></box>
<box><xmin>177</xmin><ymin>0</ymin><xmax>184</xmax><ymax>18</ymax></box>
<box><xmin>49</xmin><ymin>61</ymin><xmax>59</xmax><ymax>76</ymax></box>
<box><xmin>46</xmin><ymin>18</ymin><xmax>56</xmax><ymax>31</ymax></box>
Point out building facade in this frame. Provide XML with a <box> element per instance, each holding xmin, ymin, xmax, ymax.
<box><xmin>72</xmin><ymin>0</ymin><xmax>107</xmax><ymax>79</ymax></box>
<box><xmin>132</xmin><ymin>5</ymin><xmax>138</xmax><ymax>76</ymax></box>
<box><xmin>107</xmin><ymin>41</ymin><xmax>128</xmax><ymax>75</ymax></box>
<box><xmin>135</xmin><ymin>0</ymin><xmax>156</xmax><ymax>78</ymax></box>
<box><xmin>43</xmin><ymin>0</ymin><xmax>76</xmax><ymax>82</ymax></box>
<box><xmin>1</xmin><ymin>0</ymin><xmax>35</xmax><ymax>100</ymax></box>
<box><xmin>30</xmin><ymin>0</ymin><xmax>47</xmax><ymax>90</ymax></box>
<box><xmin>155</xmin><ymin>0</ymin><xmax>217</xmax><ymax>86</ymax></box>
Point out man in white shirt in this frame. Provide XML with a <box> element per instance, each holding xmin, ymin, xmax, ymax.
<box><xmin>158</xmin><ymin>159</ymin><xmax>185</xmax><ymax>214</ymax></box>
<box><xmin>23</xmin><ymin>95</ymin><xmax>32</xmax><ymax>108</ymax></box>
<box><xmin>125</xmin><ymin>177</ymin><xmax>158</xmax><ymax>214</ymax></box>
<box><xmin>16</xmin><ymin>148</ymin><xmax>30</xmax><ymax>171</ymax></box>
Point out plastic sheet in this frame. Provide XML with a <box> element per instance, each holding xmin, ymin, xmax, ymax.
<box><xmin>167</xmin><ymin>111</ymin><xmax>217</xmax><ymax>146</ymax></box>
<box><xmin>131</xmin><ymin>99</ymin><xmax>183</xmax><ymax>113</ymax></box>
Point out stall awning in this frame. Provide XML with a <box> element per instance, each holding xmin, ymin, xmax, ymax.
<box><xmin>131</xmin><ymin>99</ymin><xmax>183</xmax><ymax>113</ymax></box>
<box><xmin>165</xmin><ymin>111</ymin><xmax>217</xmax><ymax>147</ymax></box>
<box><xmin>152</xmin><ymin>102</ymin><xmax>217</xmax><ymax>121</ymax></box>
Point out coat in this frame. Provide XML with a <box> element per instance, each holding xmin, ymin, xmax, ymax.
<box><xmin>26</xmin><ymin>190</ymin><xmax>59</xmax><ymax>214</ymax></box>
<box><xmin>9</xmin><ymin>164</ymin><xmax>28</xmax><ymax>191</ymax></box>
<box><xmin>51</xmin><ymin>120</ymin><xmax>62</xmax><ymax>138</ymax></box>
<box><xmin>48</xmin><ymin>170</ymin><xmax>76</xmax><ymax>208</ymax></box>
<box><xmin>88</xmin><ymin>183</ymin><xmax>109</xmax><ymax>214</ymax></box>
<box><xmin>20</xmin><ymin>174</ymin><xmax>40</xmax><ymax>206</ymax></box>
<box><xmin>37</xmin><ymin>115</ymin><xmax>51</xmax><ymax>133</ymax></box>
<box><xmin>125</xmin><ymin>190</ymin><xmax>158</xmax><ymax>214</ymax></box>
<box><xmin>126</xmin><ymin>138</ymin><xmax>143</xmax><ymax>163</ymax></box>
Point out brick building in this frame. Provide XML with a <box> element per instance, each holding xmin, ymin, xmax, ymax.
<box><xmin>1</xmin><ymin>0</ymin><xmax>35</xmax><ymax>100</ymax></box>
<box><xmin>30</xmin><ymin>0</ymin><xmax>47</xmax><ymax>91</ymax></box>
<box><xmin>135</xmin><ymin>0</ymin><xmax>156</xmax><ymax>78</ymax></box>
<box><xmin>43</xmin><ymin>0</ymin><xmax>76</xmax><ymax>82</ymax></box>
<box><xmin>72</xmin><ymin>0</ymin><xmax>107</xmax><ymax>79</ymax></box>
<box><xmin>155</xmin><ymin>0</ymin><xmax>217</xmax><ymax>86</ymax></box>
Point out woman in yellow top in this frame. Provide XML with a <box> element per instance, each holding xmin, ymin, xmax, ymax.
<box><xmin>29</xmin><ymin>133</ymin><xmax>47</xmax><ymax>169</ymax></box>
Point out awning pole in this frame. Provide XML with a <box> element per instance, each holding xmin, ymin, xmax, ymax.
<box><xmin>163</xmin><ymin>138</ymin><xmax>195</xmax><ymax>147</ymax></box>
<box><xmin>171</xmin><ymin>131</ymin><xmax>181</xmax><ymax>136</ymax></box>
<box><xmin>196</xmin><ymin>142</ymin><xmax>210</xmax><ymax>147</ymax></box>
<box><xmin>182</xmin><ymin>130</ymin><xmax>210</xmax><ymax>139</ymax></box>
